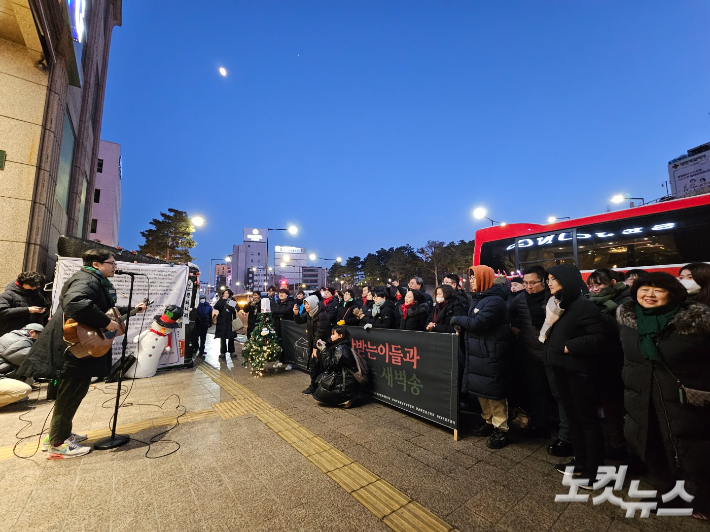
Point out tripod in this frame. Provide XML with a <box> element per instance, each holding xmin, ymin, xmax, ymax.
<box><xmin>94</xmin><ymin>273</ymin><xmax>136</xmax><ymax>450</ymax></box>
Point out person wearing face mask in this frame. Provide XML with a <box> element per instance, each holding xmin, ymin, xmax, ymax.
<box><xmin>678</xmin><ymin>262</ymin><xmax>710</xmax><ymax>306</ymax></box>
<box><xmin>426</xmin><ymin>285</ymin><xmax>464</xmax><ymax>333</ymax></box>
<box><xmin>364</xmin><ymin>290</ymin><xmax>396</xmax><ymax>329</ymax></box>
<box><xmin>194</xmin><ymin>295</ymin><xmax>213</xmax><ymax>356</ymax></box>
<box><xmin>336</xmin><ymin>289</ymin><xmax>360</xmax><ymax>326</ymax></box>
<box><xmin>617</xmin><ymin>272</ymin><xmax>710</xmax><ymax>520</ymax></box>
<box><xmin>540</xmin><ymin>265</ymin><xmax>607</xmax><ymax>488</ymax></box>
<box><xmin>585</xmin><ymin>269</ymin><xmax>632</xmax><ymax>316</ymax></box>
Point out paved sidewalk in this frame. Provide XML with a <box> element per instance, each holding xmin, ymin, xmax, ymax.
<box><xmin>0</xmin><ymin>333</ymin><xmax>706</xmax><ymax>531</ymax></box>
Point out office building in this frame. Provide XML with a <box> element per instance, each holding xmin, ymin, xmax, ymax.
<box><xmin>89</xmin><ymin>140</ymin><xmax>121</xmax><ymax>246</ymax></box>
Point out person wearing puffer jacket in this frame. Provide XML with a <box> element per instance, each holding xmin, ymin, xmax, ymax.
<box><xmin>294</xmin><ymin>295</ymin><xmax>331</xmax><ymax>396</ymax></box>
<box><xmin>0</xmin><ymin>323</ymin><xmax>44</xmax><ymax>375</ymax></box>
<box><xmin>540</xmin><ymin>264</ymin><xmax>607</xmax><ymax>488</ymax></box>
<box><xmin>312</xmin><ymin>326</ymin><xmax>360</xmax><ymax>408</ymax></box>
<box><xmin>399</xmin><ymin>290</ymin><xmax>429</xmax><ymax>331</ymax></box>
<box><xmin>425</xmin><ymin>285</ymin><xmax>464</xmax><ymax>333</ymax></box>
<box><xmin>451</xmin><ymin>265</ymin><xmax>515</xmax><ymax>449</ymax></box>
<box><xmin>617</xmin><ymin>272</ymin><xmax>710</xmax><ymax>520</ymax></box>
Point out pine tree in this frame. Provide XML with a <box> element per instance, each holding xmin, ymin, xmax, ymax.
<box><xmin>138</xmin><ymin>208</ymin><xmax>197</xmax><ymax>262</ymax></box>
<box><xmin>241</xmin><ymin>313</ymin><xmax>283</xmax><ymax>376</ymax></box>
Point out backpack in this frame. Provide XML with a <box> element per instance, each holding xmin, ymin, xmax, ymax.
<box><xmin>346</xmin><ymin>349</ymin><xmax>369</xmax><ymax>385</ymax></box>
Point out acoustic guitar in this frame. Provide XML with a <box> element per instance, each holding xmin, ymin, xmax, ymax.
<box><xmin>63</xmin><ymin>299</ymin><xmax>152</xmax><ymax>358</ymax></box>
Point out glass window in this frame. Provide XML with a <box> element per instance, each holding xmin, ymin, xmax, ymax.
<box><xmin>517</xmin><ymin>230</ymin><xmax>576</xmax><ymax>270</ymax></box>
<box><xmin>96</xmin><ymin>159</ymin><xmax>103</xmax><ymax>173</ymax></box>
<box><xmin>479</xmin><ymin>238</ymin><xmax>515</xmax><ymax>273</ymax></box>
<box><xmin>77</xmin><ymin>174</ymin><xmax>88</xmax><ymax>238</ymax></box>
<box><xmin>56</xmin><ymin>112</ymin><xmax>76</xmax><ymax>209</ymax></box>
<box><xmin>90</xmin><ymin>219</ymin><xmax>97</xmax><ymax>233</ymax></box>
<box><xmin>94</xmin><ymin>189</ymin><xmax>101</xmax><ymax>203</ymax></box>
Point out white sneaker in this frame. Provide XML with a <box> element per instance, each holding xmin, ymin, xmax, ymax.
<box><xmin>285</xmin><ymin>364</ymin><xmax>293</xmax><ymax>371</ymax></box>
<box><xmin>47</xmin><ymin>439</ymin><xmax>91</xmax><ymax>459</ymax></box>
<box><xmin>41</xmin><ymin>432</ymin><xmax>88</xmax><ymax>452</ymax></box>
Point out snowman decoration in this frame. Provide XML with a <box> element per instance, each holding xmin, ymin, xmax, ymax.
<box><xmin>124</xmin><ymin>305</ymin><xmax>183</xmax><ymax>379</ymax></box>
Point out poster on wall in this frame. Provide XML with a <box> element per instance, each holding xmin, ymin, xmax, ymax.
<box><xmin>668</xmin><ymin>151</ymin><xmax>710</xmax><ymax>197</ymax></box>
<box><xmin>52</xmin><ymin>257</ymin><xmax>190</xmax><ymax>370</ymax></box>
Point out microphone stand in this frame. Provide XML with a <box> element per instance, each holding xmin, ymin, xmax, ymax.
<box><xmin>95</xmin><ymin>273</ymin><xmax>135</xmax><ymax>450</ymax></box>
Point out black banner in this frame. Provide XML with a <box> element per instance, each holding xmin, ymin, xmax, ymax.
<box><xmin>281</xmin><ymin>322</ymin><xmax>459</xmax><ymax>430</ymax></box>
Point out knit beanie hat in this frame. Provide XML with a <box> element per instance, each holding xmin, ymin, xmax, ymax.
<box><xmin>470</xmin><ymin>266</ymin><xmax>495</xmax><ymax>293</ymax></box>
<box><xmin>305</xmin><ymin>295</ymin><xmax>319</xmax><ymax>310</ymax></box>
<box><xmin>511</xmin><ymin>277</ymin><xmax>524</xmax><ymax>285</ymax></box>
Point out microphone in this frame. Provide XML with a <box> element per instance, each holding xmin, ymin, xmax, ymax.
<box><xmin>114</xmin><ymin>269</ymin><xmax>144</xmax><ymax>276</ymax></box>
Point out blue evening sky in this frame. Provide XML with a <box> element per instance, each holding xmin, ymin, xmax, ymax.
<box><xmin>102</xmin><ymin>1</ymin><xmax>710</xmax><ymax>275</ymax></box>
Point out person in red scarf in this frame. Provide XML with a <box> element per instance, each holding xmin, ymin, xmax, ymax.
<box><xmin>426</xmin><ymin>285</ymin><xmax>465</xmax><ymax>333</ymax></box>
<box><xmin>399</xmin><ymin>290</ymin><xmax>429</xmax><ymax>331</ymax></box>
<box><xmin>322</xmin><ymin>287</ymin><xmax>339</xmax><ymax>326</ymax></box>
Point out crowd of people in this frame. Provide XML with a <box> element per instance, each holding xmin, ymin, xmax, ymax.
<box><xmin>224</xmin><ymin>263</ymin><xmax>710</xmax><ymax>520</ymax></box>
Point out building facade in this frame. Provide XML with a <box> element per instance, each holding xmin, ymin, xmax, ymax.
<box><xmin>274</xmin><ymin>245</ymin><xmax>307</xmax><ymax>289</ymax></box>
<box><xmin>302</xmin><ymin>266</ymin><xmax>326</xmax><ymax>290</ymax></box>
<box><xmin>230</xmin><ymin>228</ymin><xmax>267</xmax><ymax>293</ymax></box>
<box><xmin>0</xmin><ymin>0</ymin><xmax>122</xmax><ymax>286</ymax></box>
<box><xmin>89</xmin><ymin>139</ymin><xmax>121</xmax><ymax>246</ymax></box>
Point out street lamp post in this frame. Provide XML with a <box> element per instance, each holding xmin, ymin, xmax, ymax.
<box><xmin>473</xmin><ymin>207</ymin><xmax>506</xmax><ymax>226</ymax></box>
<box><xmin>547</xmin><ymin>216</ymin><xmax>571</xmax><ymax>223</ymax></box>
<box><xmin>265</xmin><ymin>225</ymin><xmax>297</xmax><ymax>288</ymax></box>
<box><xmin>309</xmin><ymin>254</ymin><xmax>341</xmax><ymax>286</ymax></box>
<box><xmin>611</xmin><ymin>194</ymin><xmax>645</xmax><ymax>206</ymax></box>
<box><xmin>210</xmin><ymin>256</ymin><xmax>231</xmax><ymax>299</ymax></box>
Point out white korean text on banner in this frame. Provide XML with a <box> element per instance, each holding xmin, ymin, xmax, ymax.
<box><xmin>52</xmin><ymin>257</ymin><xmax>190</xmax><ymax>370</ymax></box>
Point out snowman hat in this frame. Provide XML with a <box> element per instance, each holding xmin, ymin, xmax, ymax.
<box><xmin>153</xmin><ymin>305</ymin><xmax>184</xmax><ymax>328</ymax></box>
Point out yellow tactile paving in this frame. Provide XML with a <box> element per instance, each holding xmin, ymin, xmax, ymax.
<box><xmin>384</xmin><ymin>502</ymin><xmax>453</xmax><ymax>532</ymax></box>
<box><xmin>195</xmin><ymin>359</ymin><xmax>455</xmax><ymax>532</ymax></box>
<box><xmin>352</xmin><ymin>480</ymin><xmax>411</xmax><ymax>519</ymax></box>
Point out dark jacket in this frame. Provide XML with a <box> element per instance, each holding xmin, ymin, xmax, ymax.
<box><xmin>214</xmin><ymin>298</ymin><xmax>236</xmax><ymax>338</ymax></box>
<box><xmin>0</xmin><ymin>330</ymin><xmax>35</xmax><ymax>370</ymax></box>
<box><xmin>245</xmin><ymin>300</ymin><xmax>263</xmax><ymax>333</ymax></box>
<box><xmin>313</xmin><ymin>338</ymin><xmax>360</xmax><ymax>405</ymax></box>
<box><xmin>271</xmin><ymin>296</ymin><xmax>295</xmax><ymax>336</ymax></box>
<box><xmin>195</xmin><ymin>301</ymin><xmax>212</xmax><ymax>329</ymax></box>
<box><xmin>336</xmin><ymin>299</ymin><xmax>360</xmax><ymax>326</ymax></box>
<box><xmin>509</xmin><ymin>290</ymin><xmax>549</xmax><ymax>363</ymax></box>
<box><xmin>430</xmin><ymin>297</ymin><xmax>465</xmax><ymax>333</ymax></box>
<box><xmin>323</xmin><ymin>297</ymin><xmax>339</xmax><ymax>326</ymax></box>
<box><xmin>399</xmin><ymin>302</ymin><xmax>429</xmax><ymax>331</ymax></box>
<box><xmin>617</xmin><ymin>301</ymin><xmax>710</xmax><ymax>485</ymax></box>
<box><xmin>0</xmin><ymin>282</ymin><xmax>48</xmax><ymax>336</ymax></box>
<box><xmin>452</xmin><ymin>289</ymin><xmax>469</xmax><ymax>315</ymax></box>
<box><xmin>541</xmin><ymin>265</ymin><xmax>607</xmax><ymax>374</ymax></box>
<box><xmin>357</xmin><ymin>298</ymin><xmax>374</xmax><ymax>324</ymax></box>
<box><xmin>451</xmin><ymin>284</ymin><xmax>514</xmax><ymax>400</ymax></box>
<box><xmin>294</xmin><ymin>303</ymin><xmax>331</xmax><ymax>356</ymax></box>
<box><xmin>18</xmin><ymin>269</ymin><xmax>127</xmax><ymax>380</ymax></box>
<box><xmin>369</xmin><ymin>300</ymin><xmax>397</xmax><ymax>329</ymax></box>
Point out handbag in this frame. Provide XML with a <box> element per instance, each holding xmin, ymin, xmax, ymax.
<box><xmin>231</xmin><ymin>316</ymin><xmax>244</xmax><ymax>333</ymax></box>
<box><xmin>317</xmin><ymin>372</ymin><xmax>337</xmax><ymax>391</ymax></box>
<box><xmin>659</xmin><ymin>360</ymin><xmax>710</xmax><ymax>408</ymax></box>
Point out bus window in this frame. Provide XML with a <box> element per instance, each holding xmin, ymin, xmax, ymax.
<box><xmin>575</xmin><ymin>205</ymin><xmax>710</xmax><ymax>269</ymax></box>
<box><xmin>517</xmin><ymin>230</ymin><xmax>576</xmax><ymax>270</ymax></box>
<box><xmin>480</xmin><ymin>238</ymin><xmax>515</xmax><ymax>273</ymax></box>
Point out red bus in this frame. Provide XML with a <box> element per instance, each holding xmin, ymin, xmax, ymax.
<box><xmin>473</xmin><ymin>192</ymin><xmax>710</xmax><ymax>278</ymax></box>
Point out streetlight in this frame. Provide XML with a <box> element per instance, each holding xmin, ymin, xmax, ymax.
<box><xmin>473</xmin><ymin>207</ymin><xmax>504</xmax><ymax>226</ymax></box>
<box><xmin>611</xmin><ymin>194</ymin><xmax>645</xmax><ymax>206</ymax></box>
<box><xmin>265</xmin><ymin>225</ymin><xmax>298</xmax><ymax>287</ymax></box>
<box><xmin>210</xmin><ymin>256</ymin><xmax>231</xmax><ymax>298</ymax></box>
<box><xmin>309</xmin><ymin>254</ymin><xmax>341</xmax><ymax>285</ymax></box>
<box><xmin>191</xmin><ymin>216</ymin><xmax>205</xmax><ymax>227</ymax></box>
<box><xmin>547</xmin><ymin>216</ymin><xmax>571</xmax><ymax>223</ymax></box>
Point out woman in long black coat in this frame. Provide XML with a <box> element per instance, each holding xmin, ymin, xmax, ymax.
<box><xmin>294</xmin><ymin>295</ymin><xmax>332</xmax><ymax>395</ymax></box>
<box><xmin>450</xmin><ymin>265</ymin><xmax>514</xmax><ymax>449</ymax></box>
<box><xmin>617</xmin><ymin>272</ymin><xmax>710</xmax><ymax>520</ymax></box>
<box><xmin>213</xmin><ymin>289</ymin><xmax>236</xmax><ymax>356</ymax></box>
<box><xmin>541</xmin><ymin>265</ymin><xmax>607</xmax><ymax>486</ymax></box>
<box><xmin>336</xmin><ymin>289</ymin><xmax>361</xmax><ymax>326</ymax></box>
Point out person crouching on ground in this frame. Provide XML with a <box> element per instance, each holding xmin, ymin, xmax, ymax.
<box><xmin>294</xmin><ymin>295</ymin><xmax>331</xmax><ymax>395</ymax></box>
<box><xmin>451</xmin><ymin>265</ymin><xmax>514</xmax><ymax>449</ymax></box>
<box><xmin>312</xmin><ymin>326</ymin><xmax>359</xmax><ymax>408</ymax></box>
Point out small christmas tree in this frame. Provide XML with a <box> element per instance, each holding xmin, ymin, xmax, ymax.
<box><xmin>241</xmin><ymin>313</ymin><xmax>283</xmax><ymax>376</ymax></box>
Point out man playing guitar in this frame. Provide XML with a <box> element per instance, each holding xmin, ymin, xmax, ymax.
<box><xmin>18</xmin><ymin>249</ymin><xmax>146</xmax><ymax>458</ymax></box>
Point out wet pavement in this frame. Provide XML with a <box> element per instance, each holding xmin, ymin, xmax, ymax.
<box><xmin>0</xmin><ymin>331</ymin><xmax>706</xmax><ymax>531</ymax></box>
